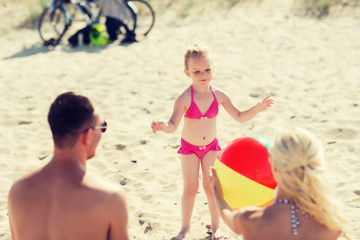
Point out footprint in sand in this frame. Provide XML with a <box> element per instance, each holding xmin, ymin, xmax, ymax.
<box><xmin>115</xmin><ymin>144</ymin><xmax>126</xmax><ymax>150</ymax></box>
<box><xmin>18</xmin><ymin>120</ymin><xmax>32</xmax><ymax>125</ymax></box>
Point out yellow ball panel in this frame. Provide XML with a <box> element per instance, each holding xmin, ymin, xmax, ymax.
<box><xmin>214</xmin><ymin>160</ymin><xmax>274</xmax><ymax>209</ymax></box>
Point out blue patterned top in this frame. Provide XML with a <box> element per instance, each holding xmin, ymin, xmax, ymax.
<box><xmin>273</xmin><ymin>199</ymin><xmax>311</xmax><ymax>235</ymax></box>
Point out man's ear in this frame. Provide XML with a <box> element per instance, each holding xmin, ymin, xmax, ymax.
<box><xmin>184</xmin><ymin>69</ymin><xmax>190</xmax><ymax>77</ymax></box>
<box><xmin>80</xmin><ymin>130</ymin><xmax>91</xmax><ymax>146</ymax></box>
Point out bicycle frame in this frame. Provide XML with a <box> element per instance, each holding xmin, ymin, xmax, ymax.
<box><xmin>70</xmin><ymin>0</ymin><xmax>95</xmax><ymax>25</ymax></box>
<box><xmin>127</xmin><ymin>1</ymin><xmax>138</xmax><ymax>15</ymax></box>
<box><xmin>45</xmin><ymin>0</ymin><xmax>95</xmax><ymax>42</ymax></box>
<box><xmin>47</xmin><ymin>0</ymin><xmax>71</xmax><ymax>27</ymax></box>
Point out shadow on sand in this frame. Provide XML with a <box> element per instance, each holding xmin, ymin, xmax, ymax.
<box><xmin>2</xmin><ymin>43</ymin><xmax>109</xmax><ymax>61</ymax></box>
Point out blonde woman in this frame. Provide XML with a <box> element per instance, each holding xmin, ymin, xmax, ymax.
<box><xmin>210</xmin><ymin>128</ymin><xmax>350</xmax><ymax>240</ymax></box>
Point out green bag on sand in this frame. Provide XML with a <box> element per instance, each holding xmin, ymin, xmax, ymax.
<box><xmin>89</xmin><ymin>24</ymin><xmax>109</xmax><ymax>46</ymax></box>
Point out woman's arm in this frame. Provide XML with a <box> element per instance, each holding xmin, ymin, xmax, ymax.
<box><xmin>209</xmin><ymin>167</ymin><xmax>245</xmax><ymax>235</ymax></box>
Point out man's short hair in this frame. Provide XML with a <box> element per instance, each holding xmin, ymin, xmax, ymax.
<box><xmin>48</xmin><ymin>92</ymin><xmax>94</xmax><ymax>148</ymax></box>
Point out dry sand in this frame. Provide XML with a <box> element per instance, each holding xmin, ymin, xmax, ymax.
<box><xmin>0</xmin><ymin>0</ymin><xmax>359</xmax><ymax>239</ymax></box>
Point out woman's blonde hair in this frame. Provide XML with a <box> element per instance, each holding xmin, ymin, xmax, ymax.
<box><xmin>270</xmin><ymin>128</ymin><xmax>349</xmax><ymax>238</ymax></box>
<box><xmin>184</xmin><ymin>44</ymin><xmax>211</xmax><ymax>70</ymax></box>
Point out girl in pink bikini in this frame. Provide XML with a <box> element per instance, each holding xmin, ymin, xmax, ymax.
<box><xmin>151</xmin><ymin>44</ymin><xmax>273</xmax><ymax>240</ymax></box>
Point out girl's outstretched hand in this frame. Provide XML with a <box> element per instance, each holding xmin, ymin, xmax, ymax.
<box><xmin>151</xmin><ymin>121</ymin><xmax>165</xmax><ymax>133</ymax></box>
<box><xmin>257</xmin><ymin>96</ymin><xmax>274</xmax><ymax>112</ymax></box>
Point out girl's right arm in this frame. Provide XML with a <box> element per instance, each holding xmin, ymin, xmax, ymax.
<box><xmin>151</xmin><ymin>94</ymin><xmax>186</xmax><ymax>134</ymax></box>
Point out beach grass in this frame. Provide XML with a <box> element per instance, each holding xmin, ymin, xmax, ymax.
<box><xmin>294</xmin><ymin>0</ymin><xmax>360</xmax><ymax>17</ymax></box>
<box><xmin>294</xmin><ymin>0</ymin><xmax>337</xmax><ymax>17</ymax></box>
<box><xmin>0</xmin><ymin>0</ymin><xmax>46</xmax><ymax>33</ymax></box>
<box><xmin>21</xmin><ymin>0</ymin><xmax>48</xmax><ymax>28</ymax></box>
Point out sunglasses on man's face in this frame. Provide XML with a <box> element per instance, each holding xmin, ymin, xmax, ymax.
<box><xmin>82</xmin><ymin>120</ymin><xmax>108</xmax><ymax>133</ymax></box>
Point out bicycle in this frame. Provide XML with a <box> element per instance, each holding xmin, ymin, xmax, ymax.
<box><xmin>38</xmin><ymin>0</ymin><xmax>155</xmax><ymax>45</ymax></box>
<box><xmin>126</xmin><ymin>0</ymin><xmax>155</xmax><ymax>38</ymax></box>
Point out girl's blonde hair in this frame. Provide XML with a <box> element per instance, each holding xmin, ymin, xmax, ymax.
<box><xmin>270</xmin><ymin>128</ymin><xmax>349</xmax><ymax>238</ymax></box>
<box><xmin>184</xmin><ymin>44</ymin><xmax>211</xmax><ymax>70</ymax></box>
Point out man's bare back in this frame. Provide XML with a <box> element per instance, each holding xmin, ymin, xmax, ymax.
<box><xmin>8</xmin><ymin>160</ymin><xmax>128</xmax><ymax>240</ymax></box>
<box><xmin>8</xmin><ymin>92</ymin><xmax>129</xmax><ymax>240</ymax></box>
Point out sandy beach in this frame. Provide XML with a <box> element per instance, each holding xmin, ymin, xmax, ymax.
<box><xmin>0</xmin><ymin>0</ymin><xmax>360</xmax><ymax>239</ymax></box>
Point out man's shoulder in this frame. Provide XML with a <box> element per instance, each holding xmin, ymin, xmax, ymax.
<box><xmin>83</xmin><ymin>172</ymin><xmax>126</xmax><ymax>201</ymax></box>
<box><xmin>8</xmin><ymin>169</ymin><xmax>44</xmax><ymax>205</ymax></box>
<box><xmin>9</xmin><ymin>169</ymin><xmax>42</xmax><ymax>191</ymax></box>
<box><xmin>81</xmin><ymin>172</ymin><xmax>128</xmax><ymax>218</ymax></box>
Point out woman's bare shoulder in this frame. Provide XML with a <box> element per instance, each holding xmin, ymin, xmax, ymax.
<box><xmin>237</xmin><ymin>205</ymin><xmax>284</xmax><ymax>226</ymax></box>
<box><xmin>237</xmin><ymin>206</ymin><xmax>264</xmax><ymax>219</ymax></box>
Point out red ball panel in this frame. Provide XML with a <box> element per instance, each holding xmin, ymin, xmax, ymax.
<box><xmin>218</xmin><ymin>137</ymin><xmax>276</xmax><ymax>189</ymax></box>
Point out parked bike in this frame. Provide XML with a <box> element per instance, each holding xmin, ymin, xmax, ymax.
<box><xmin>38</xmin><ymin>0</ymin><xmax>155</xmax><ymax>45</ymax></box>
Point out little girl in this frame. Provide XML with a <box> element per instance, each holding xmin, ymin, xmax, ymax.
<box><xmin>151</xmin><ymin>44</ymin><xmax>273</xmax><ymax>240</ymax></box>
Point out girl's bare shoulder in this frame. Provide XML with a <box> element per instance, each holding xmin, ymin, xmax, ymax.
<box><xmin>179</xmin><ymin>86</ymin><xmax>191</xmax><ymax>97</ymax></box>
<box><xmin>211</xmin><ymin>85</ymin><xmax>222</xmax><ymax>92</ymax></box>
<box><xmin>211</xmin><ymin>86</ymin><xmax>229</xmax><ymax>103</ymax></box>
<box><xmin>176</xmin><ymin>86</ymin><xmax>192</xmax><ymax>104</ymax></box>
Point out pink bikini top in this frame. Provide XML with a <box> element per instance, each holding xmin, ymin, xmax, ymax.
<box><xmin>184</xmin><ymin>85</ymin><xmax>219</xmax><ymax>120</ymax></box>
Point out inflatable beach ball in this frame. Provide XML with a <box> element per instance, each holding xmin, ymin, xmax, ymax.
<box><xmin>89</xmin><ymin>24</ymin><xmax>109</xmax><ymax>46</ymax></box>
<box><xmin>214</xmin><ymin>136</ymin><xmax>277</xmax><ymax>209</ymax></box>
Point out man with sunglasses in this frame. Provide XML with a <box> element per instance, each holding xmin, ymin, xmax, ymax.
<box><xmin>8</xmin><ymin>92</ymin><xmax>129</xmax><ymax>240</ymax></box>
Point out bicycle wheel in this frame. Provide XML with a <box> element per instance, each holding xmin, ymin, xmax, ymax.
<box><xmin>38</xmin><ymin>5</ymin><xmax>67</xmax><ymax>42</ymax></box>
<box><xmin>127</xmin><ymin>0</ymin><xmax>155</xmax><ymax>38</ymax></box>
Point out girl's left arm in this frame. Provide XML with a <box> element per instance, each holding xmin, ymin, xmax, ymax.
<box><xmin>218</xmin><ymin>90</ymin><xmax>273</xmax><ymax>123</ymax></box>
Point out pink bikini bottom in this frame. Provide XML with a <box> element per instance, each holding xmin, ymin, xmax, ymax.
<box><xmin>177</xmin><ymin>138</ymin><xmax>222</xmax><ymax>159</ymax></box>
